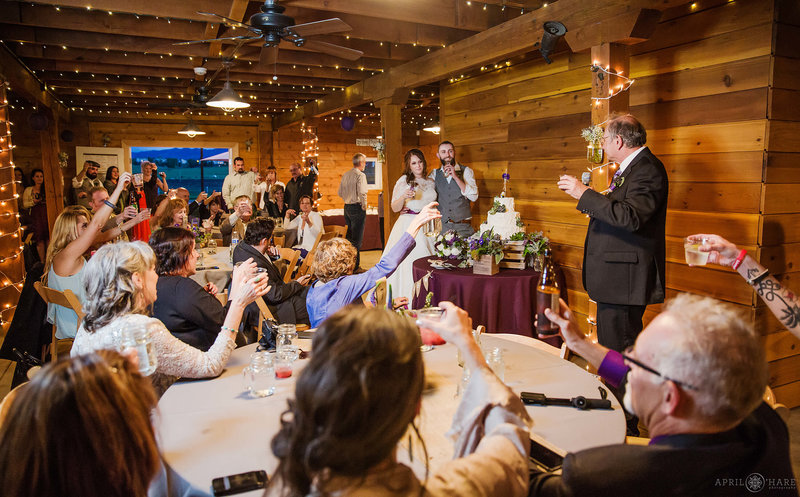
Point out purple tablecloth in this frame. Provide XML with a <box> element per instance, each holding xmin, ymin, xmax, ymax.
<box><xmin>411</xmin><ymin>257</ymin><xmax>568</xmax><ymax>337</ymax></box>
<box><xmin>321</xmin><ymin>213</ymin><xmax>382</xmax><ymax>250</ymax></box>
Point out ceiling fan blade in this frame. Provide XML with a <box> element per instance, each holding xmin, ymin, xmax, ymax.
<box><xmin>289</xmin><ymin>18</ymin><xmax>352</xmax><ymax>37</ymax></box>
<box><xmin>258</xmin><ymin>46</ymin><xmax>279</xmax><ymax>70</ymax></box>
<box><xmin>301</xmin><ymin>40</ymin><xmax>363</xmax><ymax>61</ymax></box>
<box><xmin>197</xmin><ymin>12</ymin><xmax>259</xmax><ymax>33</ymax></box>
<box><xmin>174</xmin><ymin>35</ymin><xmax>260</xmax><ymax>46</ymax></box>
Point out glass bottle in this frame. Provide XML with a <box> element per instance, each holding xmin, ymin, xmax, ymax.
<box><xmin>535</xmin><ymin>248</ymin><xmax>560</xmax><ymax>338</ymax></box>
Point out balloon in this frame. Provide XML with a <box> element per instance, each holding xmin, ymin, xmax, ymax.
<box><xmin>28</xmin><ymin>111</ymin><xmax>49</xmax><ymax>131</ymax></box>
<box><xmin>60</xmin><ymin>130</ymin><xmax>75</xmax><ymax>142</ymax></box>
<box><xmin>341</xmin><ymin>116</ymin><xmax>355</xmax><ymax>131</ymax></box>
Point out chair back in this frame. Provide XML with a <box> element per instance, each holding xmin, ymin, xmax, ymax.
<box><xmin>324</xmin><ymin>225</ymin><xmax>348</xmax><ymax>238</ymax></box>
<box><xmin>362</xmin><ymin>277</ymin><xmax>387</xmax><ymax>308</ymax></box>
<box><xmin>255</xmin><ymin>296</ymin><xmax>276</xmax><ymax>341</ymax></box>
<box><xmin>273</xmin><ymin>234</ymin><xmax>286</xmax><ymax>248</ymax></box>
<box><xmin>295</xmin><ymin>230</ymin><xmax>324</xmax><ymax>277</ymax></box>
<box><xmin>278</xmin><ymin>248</ymin><xmax>300</xmax><ymax>283</ymax></box>
<box><xmin>319</xmin><ymin>231</ymin><xmax>337</xmax><ymax>242</ymax></box>
<box><xmin>33</xmin><ymin>282</ymin><xmax>84</xmax><ymax>362</ymax></box>
<box><xmin>215</xmin><ymin>291</ymin><xmax>228</xmax><ymax>306</ymax></box>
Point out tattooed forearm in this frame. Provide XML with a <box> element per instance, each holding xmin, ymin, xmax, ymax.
<box><xmin>757</xmin><ymin>277</ymin><xmax>800</xmax><ymax>330</ymax></box>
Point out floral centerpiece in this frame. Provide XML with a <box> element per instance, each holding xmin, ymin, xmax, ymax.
<box><xmin>190</xmin><ymin>224</ymin><xmax>210</xmax><ymax>248</ymax></box>
<box><xmin>433</xmin><ymin>230</ymin><xmax>469</xmax><ymax>267</ymax></box>
<box><xmin>581</xmin><ymin>124</ymin><xmax>604</xmax><ymax>164</ymax></box>
<box><xmin>468</xmin><ymin>229</ymin><xmax>504</xmax><ymax>275</ymax></box>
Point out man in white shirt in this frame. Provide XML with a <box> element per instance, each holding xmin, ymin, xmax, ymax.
<box><xmin>285</xmin><ymin>195</ymin><xmax>324</xmax><ymax>257</ymax></box>
<box><xmin>431</xmin><ymin>141</ymin><xmax>478</xmax><ymax>237</ymax></box>
<box><xmin>221</xmin><ymin>157</ymin><xmax>255</xmax><ymax>210</ymax></box>
<box><xmin>338</xmin><ymin>153</ymin><xmax>368</xmax><ymax>269</ymax></box>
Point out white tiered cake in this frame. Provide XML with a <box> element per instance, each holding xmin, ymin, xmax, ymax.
<box><xmin>480</xmin><ymin>197</ymin><xmax>520</xmax><ymax>240</ymax></box>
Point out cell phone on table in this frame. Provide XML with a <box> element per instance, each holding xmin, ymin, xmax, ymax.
<box><xmin>529</xmin><ymin>437</ymin><xmax>565</xmax><ymax>472</ymax></box>
<box><xmin>212</xmin><ymin>470</ymin><xmax>268</xmax><ymax>496</ymax></box>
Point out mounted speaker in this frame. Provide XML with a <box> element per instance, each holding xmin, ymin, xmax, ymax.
<box><xmin>540</xmin><ymin>21</ymin><xmax>567</xmax><ymax>64</ymax></box>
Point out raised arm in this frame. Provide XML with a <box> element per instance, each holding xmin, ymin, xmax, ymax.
<box><xmin>54</xmin><ymin>173</ymin><xmax>132</xmax><ymax>276</ymax></box>
<box><xmin>404</xmin><ymin>202</ymin><xmax>440</xmax><ymax>237</ymax></box>
<box><xmin>689</xmin><ymin>233</ymin><xmax>800</xmax><ymax>339</ymax></box>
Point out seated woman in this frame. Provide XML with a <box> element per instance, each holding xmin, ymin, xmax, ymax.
<box><xmin>266</xmin><ymin>184</ymin><xmax>289</xmax><ymax>220</ymax></box>
<box><xmin>0</xmin><ymin>350</ymin><xmax>204</xmax><ymax>497</ymax></box>
<box><xmin>43</xmin><ymin>172</ymin><xmax>132</xmax><ymax>339</ymax></box>
<box><xmin>72</xmin><ymin>241</ymin><xmax>270</xmax><ymax>395</ymax></box>
<box><xmin>150</xmin><ymin>227</ymin><xmax>229</xmax><ymax>351</ymax></box>
<box><xmin>284</xmin><ymin>195</ymin><xmax>323</xmax><ymax>257</ymax></box>
<box><xmin>305</xmin><ymin>203</ymin><xmax>439</xmax><ymax>328</ymax></box>
<box><xmin>233</xmin><ymin>218</ymin><xmax>312</xmax><ymax>325</ymax></box>
<box><xmin>152</xmin><ymin>197</ymin><xmax>188</xmax><ymax>231</ymax></box>
<box><xmin>268</xmin><ymin>303</ymin><xmax>531</xmax><ymax>496</ymax></box>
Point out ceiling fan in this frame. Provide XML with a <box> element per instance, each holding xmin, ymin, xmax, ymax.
<box><xmin>176</xmin><ymin>0</ymin><xmax>364</xmax><ymax>70</ymax></box>
<box><xmin>147</xmin><ymin>84</ymin><xmax>211</xmax><ymax>110</ymax></box>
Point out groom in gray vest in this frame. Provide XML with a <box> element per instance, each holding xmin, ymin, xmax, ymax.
<box><xmin>431</xmin><ymin>141</ymin><xmax>478</xmax><ymax>237</ymax></box>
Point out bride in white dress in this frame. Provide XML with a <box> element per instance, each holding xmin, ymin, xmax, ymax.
<box><xmin>382</xmin><ymin>149</ymin><xmax>437</xmax><ymax>304</ymax></box>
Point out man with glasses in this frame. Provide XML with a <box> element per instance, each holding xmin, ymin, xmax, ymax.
<box><xmin>557</xmin><ymin>114</ymin><xmax>668</xmax><ymax>353</ymax></box>
<box><xmin>527</xmin><ymin>294</ymin><xmax>795</xmax><ymax>496</ymax></box>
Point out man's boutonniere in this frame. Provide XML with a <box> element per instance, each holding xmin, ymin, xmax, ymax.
<box><xmin>608</xmin><ymin>175</ymin><xmax>625</xmax><ymax>193</ymax></box>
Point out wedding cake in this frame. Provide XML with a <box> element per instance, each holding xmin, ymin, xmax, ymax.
<box><xmin>480</xmin><ymin>197</ymin><xmax>521</xmax><ymax>240</ymax></box>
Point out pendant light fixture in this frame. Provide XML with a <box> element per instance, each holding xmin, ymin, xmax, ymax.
<box><xmin>177</xmin><ymin>119</ymin><xmax>205</xmax><ymax>138</ymax></box>
<box><xmin>207</xmin><ymin>61</ymin><xmax>250</xmax><ymax>112</ymax></box>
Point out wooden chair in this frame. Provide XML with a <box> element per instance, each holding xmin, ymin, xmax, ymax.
<box><xmin>215</xmin><ymin>291</ymin><xmax>228</xmax><ymax>306</ymax></box>
<box><xmin>33</xmin><ymin>282</ymin><xmax>83</xmax><ymax>362</ymax></box>
<box><xmin>278</xmin><ymin>248</ymin><xmax>300</xmax><ymax>283</ymax></box>
<box><xmin>273</xmin><ymin>234</ymin><xmax>286</xmax><ymax>248</ymax></box>
<box><xmin>255</xmin><ymin>296</ymin><xmax>276</xmax><ymax>341</ymax></box>
<box><xmin>319</xmin><ymin>231</ymin><xmax>337</xmax><ymax>242</ymax></box>
<box><xmin>324</xmin><ymin>225</ymin><xmax>348</xmax><ymax>238</ymax></box>
<box><xmin>295</xmin><ymin>230</ymin><xmax>324</xmax><ymax>277</ymax></box>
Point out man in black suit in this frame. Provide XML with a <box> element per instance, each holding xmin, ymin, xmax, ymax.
<box><xmin>232</xmin><ymin>218</ymin><xmax>312</xmax><ymax>326</ymax></box>
<box><xmin>530</xmin><ymin>294</ymin><xmax>796</xmax><ymax>496</ymax></box>
<box><xmin>558</xmin><ymin>114</ymin><xmax>668</xmax><ymax>352</ymax></box>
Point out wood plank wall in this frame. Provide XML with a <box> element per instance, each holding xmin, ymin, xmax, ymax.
<box><xmin>273</xmin><ymin>119</ymin><xmax>438</xmax><ymax>211</ymax></box>
<box><xmin>441</xmin><ymin>0</ymin><xmax>800</xmax><ymax>406</ymax></box>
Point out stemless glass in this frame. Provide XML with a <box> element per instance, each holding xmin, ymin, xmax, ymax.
<box><xmin>416</xmin><ymin>307</ymin><xmax>444</xmax><ymax>352</ymax></box>
<box><xmin>684</xmin><ymin>236</ymin><xmax>710</xmax><ymax>266</ymax></box>
<box><xmin>133</xmin><ymin>173</ymin><xmax>144</xmax><ymax>189</ymax></box>
<box><xmin>121</xmin><ymin>323</ymin><xmax>157</xmax><ymax>376</ymax></box>
<box><xmin>276</xmin><ymin>324</ymin><xmax>299</xmax><ymax>360</ymax></box>
<box><xmin>242</xmin><ymin>351</ymin><xmax>275</xmax><ymax>397</ymax></box>
<box><xmin>424</xmin><ymin>218</ymin><xmax>442</xmax><ymax>238</ymax></box>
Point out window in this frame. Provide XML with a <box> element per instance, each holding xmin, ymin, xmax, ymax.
<box><xmin>130</xmin><ymin>147</ymin><xmax>229</xmax><ymax>197</ymax></box>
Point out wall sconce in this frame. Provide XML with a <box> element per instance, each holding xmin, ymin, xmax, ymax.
<box><xmin>540</xmin><ymin>21</ymin><xmax>567</xmax><ymax>64</ymax></box>
<box><xmin>244</xmin><ymin>138</ymin><xmax>253</xmax><ymax>152</ymax></box>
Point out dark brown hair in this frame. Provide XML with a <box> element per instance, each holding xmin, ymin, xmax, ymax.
<box><xmin>149</xmin><ymin>226</ymin><xmax>195</xmax><ymax>276</ymax></box>
<box><xmin>270</xmin><ymin>307</ymin><xmax>425</xmax><ymax>495</ymax></box>
<box><xmin>403</xmin><ymin>148</ymin><xmax>428</xmax><ymax>189</ymax></box>
<box><xmin>0</xmin><ymin>350</ymin><xmax>160</xmax><ymax>497</ymax></box>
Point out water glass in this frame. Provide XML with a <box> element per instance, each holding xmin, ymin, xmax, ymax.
<box><xmin>485</xmin><ymin>347</ymin><xmax>505</xmax><ymax>382</ymax></box>
<box><xmin>275</xmin><ymin>350</ymin><xmax>295</xmax><ymax>379</ymax></box>
<box><xmin>684</xmin><ymin>236</ymin><xmax>710</xmax><ymax>266</ymax></box>
<box><xmin>458</xmin><ymin>328</ymin><xmax>483</xmax><ymax>368</ymax></box>
<box><xmin>207</xmin><ymin>239</ymin><xmax>217</xmax><ymax>254</ymax></box>
<box><xmin>276</xmin><ymin>324</ymin><xmax>298</xmax><ymax>356</ymax></box>
<box><xmin>242</xmin><ymin>351</ymin><xmax>275</xmax><ymax>397</ymax></box>
<box><xmin>121</xmin><ymin>324</ymin><xmax>157</xmax><ymax>376</ymax></box>
<box><xmin>132</xmin><ymin>173</ymin><xmax>143</xmax><ymax>188</ymax></box>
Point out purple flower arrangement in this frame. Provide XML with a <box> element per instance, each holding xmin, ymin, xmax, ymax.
<box><xmin>467</xmin><ymin>229</ymin><xmax>504</xmax><ymax>264</ymax></box>
<box><xmin>434</xmin><ymin>230</ymin><xmax>468</xmax><ymax>260</ymax></box>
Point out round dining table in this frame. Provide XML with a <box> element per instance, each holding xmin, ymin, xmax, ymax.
<box><xmin>189</xmin><ymin>247</ymin><xmax>234</xmax><ymax>290</ymax></box>
<box><xmin>157</xmin><ymin>334</ymin><xmax>625</xmax><ymax>495</ymax></box>
<box><xmin>411</xmin><ymin>257</ymin><xmax>568</xmax><ymax>336</ymax></box>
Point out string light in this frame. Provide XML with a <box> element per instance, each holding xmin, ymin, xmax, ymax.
<box><xmin>590</xmin><ymin>63</ymin><xmax>635</xmax><ymax>102</ymax></box>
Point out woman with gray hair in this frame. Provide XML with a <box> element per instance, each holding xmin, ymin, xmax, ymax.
<box><xmin>71</xmin><ymin>241</ymin><xmax>270</xmax><ymax>394</ymax></box>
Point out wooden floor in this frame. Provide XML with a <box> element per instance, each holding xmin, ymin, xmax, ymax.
<box><xmin>1</xmin><ymin>249</ymin><xmax>799</xmax><ymax>480</ymax></box>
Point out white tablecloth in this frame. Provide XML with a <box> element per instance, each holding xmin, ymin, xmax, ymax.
<box><xmin>189</xmin><ymin>248</ymin><xmax>233</xmax><ymax>289</ymax></box>
<box><xmin>156</xmin><ymin>334</ymin><xmax>625</xmax><ymax>495</ymax></box>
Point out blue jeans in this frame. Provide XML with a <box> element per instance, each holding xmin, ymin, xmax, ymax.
<box><xmin>344</xmin><ymin>203</ymin><xmax>366</xmax><ymax>268</ymax></box>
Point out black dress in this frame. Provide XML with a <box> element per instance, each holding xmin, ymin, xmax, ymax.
<box><xmin>151</xmin><ymin>275</ymin><xmax>225</xmax><ymax>351</ymax></box>
<box><xmin>266</xmin><ymin>200</ymin><xmax>289</xmax><ymax>219</ymax></box>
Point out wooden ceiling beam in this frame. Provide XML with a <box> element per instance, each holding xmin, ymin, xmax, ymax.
<box><xmin>208</xmin><ymin>0</ymin><xmax>249</xmax><ymax>57</ymax></box>
<box><xmin>0</xmin><ymin>3</ymin><xmax>206</xmax><ymax>40</ymax></box>
<box><xmin>50</xmin><ymin>82</ymin><xmax>328</xmax><ymax>97</ymax></box>
<box><xmin>0</xmin><ymin>41</ymin><xmax>71</xmax><ymax>120</ymax></box>
<box><xmin>282</xmin><ymin>0</ymin><xmax>511</xmax><ymax>31</ymax></box>
<box><xmin>280</xmin><ymin>7</ymin><xmax>478</xmax><ymax>47</ymax></box>
<box><xmin>275</xmin><ymin>0</ymin><xmax>690</xmax><ymax>128</ymax></box>
<box><xmin>21</xmin><ymin>0</ymin><xmax>229</xmax><ymax>23</ymax></box>
<box><xmin>14</xmin><ymin>45</ymin><xmax>359</xmax><ymax>80</ymax></box>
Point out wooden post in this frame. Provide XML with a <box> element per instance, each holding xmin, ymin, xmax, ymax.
<box><xmin>37</xmin><ymin>107</ymin><xmax>64</xmax><ymax>233</ymax></box>
<box><xmin>590</xmin><ymin>42</ymin><xmax>630</xmax><ymax>189</ymax></box>
<box><xmin>258</xmin><ymin>121</ymin><xmax>272</xmax><ymax>169</ymax></box>
<box><xmin>376</xmin><ymin>89</ymin><xmax>409</xmax><ymax>244</ymax></box>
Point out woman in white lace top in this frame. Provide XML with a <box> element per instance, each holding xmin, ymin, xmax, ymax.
<box><xmin>72</xmin><ymin>241</ymin><xmax>270</xmax><ymax>394</ymax></box>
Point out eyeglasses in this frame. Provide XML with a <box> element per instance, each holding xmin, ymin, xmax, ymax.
<box><xmin>621</xmin><ymin>346</ymin><xmax>699</xmax><ymax>391</ymax></box>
